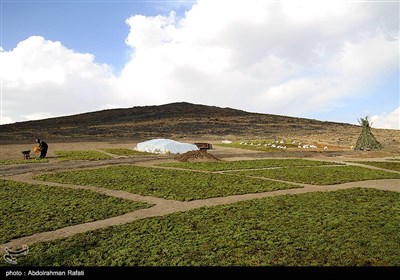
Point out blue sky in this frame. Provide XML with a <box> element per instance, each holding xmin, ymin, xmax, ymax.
<box><xmin>1</xmin><ymin>0</ymin><xmax>399</xmax><ymax>129</ymax></box>
<box><xmin>2</xmin><ymin>0</ymin><xmax>194</xmax><ymax>72</ymax></box>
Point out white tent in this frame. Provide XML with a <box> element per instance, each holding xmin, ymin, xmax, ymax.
<box><xmin>135</xmin><ymin>139</ymin><xmax>199</xmax><ymax>154</ymax></box>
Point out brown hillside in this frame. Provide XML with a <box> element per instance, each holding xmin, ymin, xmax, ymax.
<box><xmin>1</xmin><ymin>102</ymin><xmax>398</xmax><ymax>150</ymax></box>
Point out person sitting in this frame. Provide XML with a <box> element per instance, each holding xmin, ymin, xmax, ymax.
<box><xmin>36</xmin><ymin>138</ymin><xmax>48</xmax><ymax>159</ymax></box>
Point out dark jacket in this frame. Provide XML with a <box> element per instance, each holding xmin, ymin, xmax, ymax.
<box><xmin>37</xmin><ymin>139</ymin><xmax>48</xmax><ymax>150</ymax></box>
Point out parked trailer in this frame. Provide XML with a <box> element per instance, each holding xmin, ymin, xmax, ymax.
<box><xmin>194</xmin><ymin>143</ymin><xmax>213</xmax><ymax>150</ymax></box>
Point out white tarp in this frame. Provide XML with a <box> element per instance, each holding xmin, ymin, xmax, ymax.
<box><xmin>135</xmin><ymin>138</ymin><xmax>199</xmax><ymax>154</ymax></box>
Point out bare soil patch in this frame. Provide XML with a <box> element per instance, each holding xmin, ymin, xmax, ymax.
<box><xmin>175</xmin><ymin>150</ymin><xmax>221</xmax><ymax>162</ymax></box>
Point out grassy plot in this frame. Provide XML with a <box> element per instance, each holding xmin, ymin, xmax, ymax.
<box><xmin>235</xmin><ymin>165</ymin><xmax>400</xmax><ymax>185</ymax></box>
<box><xmin>16</xmin><ymin>188</ymin><xmax>400</xmax><ymax>266</ymax></box>
<box><xmin>34</xmin><ymin>166</ymin><xmax>300</xmax><ymax>201</ymax></box>
<box><xmin>55</xmin><ymin>150</ymin><xmax>113</xmax><ymax>161</ymax></box>
<box><xmin>0</xmin><ymin>179</ymin><xmax>151</xmax><ymax>244</ymax></box>
<box><xmin>159</xmin><ymin>158</ymin><xmax>340</xmax><ymax>171</ymax></box>
<box><xmin>349</xmin><ymin>161</ymin><xmax>400</xmax><ymax>172</ymax></box>
<box><xmin>100</xmin><ymin>148</ymin><xmax>153</xmax><ymax>157</ymax></box>
<box><xmin>0</xmin><ymin>159</ymin><xmax>49</xmax><ymax>165</ymax></box>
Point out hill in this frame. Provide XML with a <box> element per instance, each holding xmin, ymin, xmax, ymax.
<box><xmin>1</xmin><ymin>102</ymin><xmax>398</xmax><ymax>149</ymax></box>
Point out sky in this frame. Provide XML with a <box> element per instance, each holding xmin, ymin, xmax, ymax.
<box><xmin>1</xmin><ymin>0</ymin><xmax>399</xmax><ymax>129</ymax></box>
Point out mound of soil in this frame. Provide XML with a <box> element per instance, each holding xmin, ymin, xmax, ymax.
<box><xmin>175</xmin><ymin>150</ymin><xmax>221</xmax><ymax>162</ymax></box>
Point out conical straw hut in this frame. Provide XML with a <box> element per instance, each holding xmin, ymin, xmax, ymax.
<box><xmin>354</xmin><ymin>116</ymin><xmax>382</xmax><ymax>150</ymax></box>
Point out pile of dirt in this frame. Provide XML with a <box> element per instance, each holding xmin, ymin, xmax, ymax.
<box><xmin>175</xmin><ymin>150</ymin><xmax>221</xmax><ymax>162</ymax></box>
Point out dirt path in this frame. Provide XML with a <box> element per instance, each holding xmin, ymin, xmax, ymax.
<box><xmin>1</xmin><ymin>168</ymin><xmax>399</xmax><ymax>253</ymax></box>
<box><xmin>1</xmin><ymin>145</ymin><xmax>400</xmax><ymax>253</ymax></box>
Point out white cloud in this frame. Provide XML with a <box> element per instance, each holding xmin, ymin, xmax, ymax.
<box><xmin>116</xmin><ymin>0</ymin><xmax>398</xmax><ymax>116</ymax></box>
<box><xmin>24</xmin><ymin>112</ymin><xmax>55</xmax><ymax>121</ymax></box>
<box><xmin>371</xmin><ymin>107</ymin><xmax>400</xmax><ymax>130</ymax></box>
<box><xmin>1</xmin><ymin>36</ymin><xmax>111</xmax><ymax>88</ymax></box>
<box><xmin>1</xmin><ymin>0</ymin><xmax>399</xmax><ymax>125</ymax></box>
<box><xmin>1</xmin><ymin>116</ymin><xmax>14</xmax><ymax>125</ymax></box>
<box><xmin>332</xmin><ymin>33</ymin><xmax>399</xmax><ymax>88</ymax></box>
<box><xmin>0</xmin><ymin>36</ymin><xmax>116</xmax><ymax>124</ymax></box>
